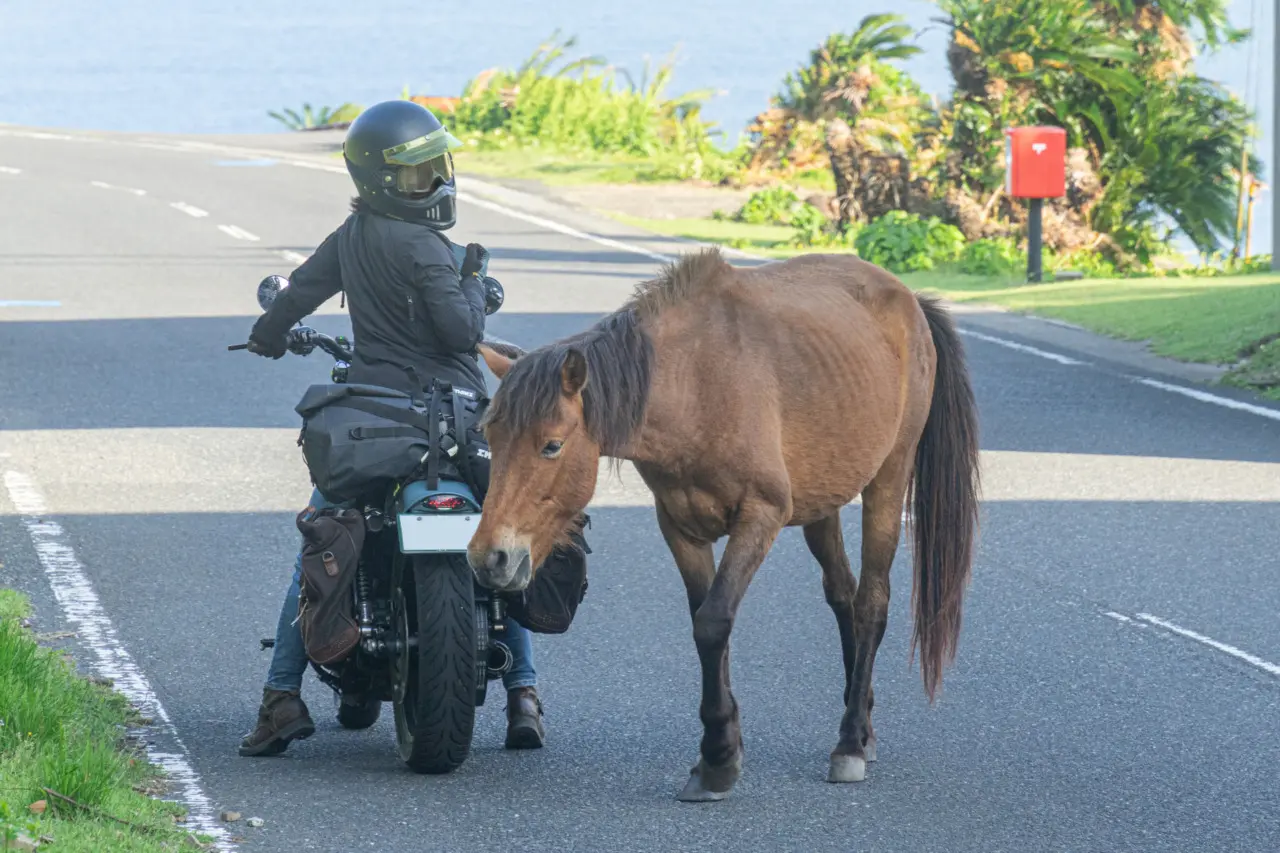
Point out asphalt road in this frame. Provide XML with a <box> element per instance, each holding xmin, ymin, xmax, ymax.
<box><xmin>2</xmin><ymin>125</ymin><xmax>1279</xmax><ymax>853</ymax></box>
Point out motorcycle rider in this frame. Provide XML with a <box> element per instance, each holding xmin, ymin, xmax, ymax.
<box><xmin>238</xmin><ymin>99</ymin><xmax>546</xmax><ymax>757</ymax></box>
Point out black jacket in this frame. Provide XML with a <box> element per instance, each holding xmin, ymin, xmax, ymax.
<box><xmin>251</xmin><ymin>205</ymin><xmax>488</xmax><ymax>396</ymax></box>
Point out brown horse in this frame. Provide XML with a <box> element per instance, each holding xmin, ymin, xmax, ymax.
<box><xmin>469</xmin><ymin>247</ymin><xmax>981</xmax><ymax>801</ymax></box>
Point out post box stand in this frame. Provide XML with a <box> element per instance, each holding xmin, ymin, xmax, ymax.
<box><xmin>1005</xmin><ymin>127</ymin><xmax>1068</xmax><ymax>282</ymax></box>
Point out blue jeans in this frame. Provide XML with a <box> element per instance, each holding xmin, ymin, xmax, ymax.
<box><xmin>264</xmin><ymin>487</ymin><xmax>537</xmax><ymax>694</ymax></box>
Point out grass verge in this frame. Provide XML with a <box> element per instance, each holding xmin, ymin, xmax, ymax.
<box><xmin>904</xmin><ymin>272</ymin><xmax>1280</xmax><ymax>399</ymax></box>
<box><xmin>0</xmin><ymin>589</ymin><xmax>211</xmax><ymax>852</ymax></box>
<box><xmin>457</xmin><ymin>145</ymin><xmax>699</xmax><ymax>186</ymax></box>
<box><xmin>451</xmin><ymin>143</ymin><xmax>835</xmax><ymax>191</ymax></box>
<box><xmin>607</xmin><ymin>213</ymin><xmax>854</xmax><ymax>259</ymax></box>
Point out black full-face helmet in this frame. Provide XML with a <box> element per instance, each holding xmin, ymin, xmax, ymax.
<box><xmin>343</xmin><ymin>99</ymin><xmax>464</xmax><ymax>229</ymax></box>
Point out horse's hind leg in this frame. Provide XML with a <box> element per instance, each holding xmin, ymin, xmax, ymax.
<box><xmin>825</xmin><ymin>455</ymin><xmax>912</xmax><ymax>783</ymax></box>
<box><xmin>803</xmin><ymin>512</ymin><xmax>875</xmax><ymax>770</ymax></box>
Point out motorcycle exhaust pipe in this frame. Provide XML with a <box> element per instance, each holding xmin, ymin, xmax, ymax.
<box><xmin>486</xmin><ymin>641</ymin><xmax>513</xmax><ymax>678</ymax></box>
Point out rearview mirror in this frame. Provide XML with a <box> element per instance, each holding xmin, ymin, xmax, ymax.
<box><xmin>483</xmin><ymin>276</ymin><xmax>504</xmax><ymax>315</ymax></box>
<box><xmin>257</xmin><ymin>275</ymin><xmax>289</xmax><ymax>312</ymax></box>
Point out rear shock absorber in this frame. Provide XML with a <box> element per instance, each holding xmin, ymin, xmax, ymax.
<box><xmin>356</xmin><ymin>563</ymin><xmax>376</xmax><ymax>650</ymax></box>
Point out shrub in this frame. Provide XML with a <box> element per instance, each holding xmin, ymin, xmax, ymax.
<box><xmin>790</xmin><ymin>202</ymin><xmax>840</xmax><ymax>247</ymax></box>
<box><xmin>736</xmin><ymin>186</ymin><xmax>802</xmax><ymax>225</ymax></box>
<box><xmin>1047</xmin><ymin>248</ymin><xmax>1119</xmax><ymax>279</ymax></box>
<box><xmin>449</xmin><ymin>32</ymin><xmax>726</xmax><ymax>163</ymax></box>
<box><xmin>959</xmin><ymin>237</ymin><xmax>1022</xmax><ymax>276</ymax></box>
<box><xmin>854</xmin><ymin>211</ymin><xmax>966</xmax><ymax>273</ymax></box>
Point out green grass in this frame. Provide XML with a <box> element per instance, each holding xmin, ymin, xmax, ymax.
<box><xmin>450</xmin><ymin>143</ymin><xmax>835</xmax><ymax>190</ymax></box>
<box><xmin>0</xmin><ymin>591</ymin><xmax>207</xmax><ymax>852</ymax></box>
<box><xmin>608</xmin><ymin>214</ymin><xmax>806</xmax><ymax>257</ymax></box>
<box><xmin>905</xmin><ymin>273</ymin><xmax>1280</xmax><ymax>363</ymax></box>
<box><xmin>454</xmin><ymin>143</ymin><xmax>718</xmax><ymax>186</ymax></box>
<box><xmin>0</xmin><ymin>590</ymin><xmax>29</xmax><ymax>622</ymax></box>
<box><xmin>608</xmin><ymin>213</ymin><xmax>858</xmax><ymax>259</ymax></box>
<box><xmin>905</xmin><ymin>271</ymin><xmax>1280</xmax><ymax>399</ymax></box>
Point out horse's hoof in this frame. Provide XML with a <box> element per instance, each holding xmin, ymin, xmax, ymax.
<box><xmin>676</xmin><ymin>757</ymin><xmax>740</xmax><ymax>803</ymax></box>
<box><xmin>827</xmin><ymin>754</ymin><xmax>866</xmax><ymax>783</ymax></box>
<box><xmin>864</xmin><ymin>736</ymin><xmax>877</xmax><ymax>763</ymax></box>
<box><xmin>677</xmin><ymin>774</ymin><xmax>730</xmax><ymax>802</ymax></box>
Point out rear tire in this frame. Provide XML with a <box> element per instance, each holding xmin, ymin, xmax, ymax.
<box><xmin>393</xmin><ymin>554</ymin><xmax>477</xmax><ymax>774</ymax></box>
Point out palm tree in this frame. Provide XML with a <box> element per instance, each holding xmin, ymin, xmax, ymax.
<box><xmin>1091</xmin><ymin>74</ymin><xmax>1260</xmax><ymax>260</ymax></box>
<box><xmin>774</xmin><ymin>13</ymin><xmax>924</xmax><ymax>229</ymax></box>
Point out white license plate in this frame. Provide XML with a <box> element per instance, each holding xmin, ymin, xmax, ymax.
<box><xmin>397</xmin><ymin>512</ymin><xmax>481</xmax><ymax>553</ymax></box>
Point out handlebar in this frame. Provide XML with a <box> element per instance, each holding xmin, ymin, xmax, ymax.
<box><xmin>227</xmin><ymin>326</ymin><xmax>353</xmax><ymax>362</ymax></box>
<box><xmin>230</xmin><ymin>329</ymin><xmax>518</xmax><ymax>367</ymax></box>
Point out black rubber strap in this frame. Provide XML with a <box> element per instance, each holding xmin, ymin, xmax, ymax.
<box><xmin>330</xmin><ymin>396</ymin><xmax>433</xmax><ymax>433</ymax></box>
<box><xmin>425</xmin><ymin>384</ymin><xmax>443</xmax><ymax>490</ymax></box>
<box><xmin>450</xmin><ymin>388</ymin><xmax>473</xmax><ymax>491</ymax></box>
<box><xmin>347</xmin><ymin>425</ymin><xmax>422</xmax><ymax>440</ymax></box>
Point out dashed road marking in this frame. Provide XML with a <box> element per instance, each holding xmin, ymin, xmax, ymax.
<box><xmin>89</xmin><ymin>180</ymin><xmax>147</xmax><ymax>196</ymax></box>
<box><xmin>217</xmin><ymin>224</ymin><xmax>260</xmax><ymax>242</ymax></box>
<box><xmin>170</xmin><ymin>201</ymin><xmax>209</xmax><ymax>218</ymax></box>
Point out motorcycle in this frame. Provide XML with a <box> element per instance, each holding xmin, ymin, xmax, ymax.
<box><xmin>232</xmin><ymin>267</ymin><xmax>516</xmax><ymax>775</ymax></box>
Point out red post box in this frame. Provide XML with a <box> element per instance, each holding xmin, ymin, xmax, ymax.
<box><xmin>1005</xmin><ymin>126</ymin><xmax>1067</xmax><ymax>198</ymax></box>
<box><xmin>1004</xmin><ymin>126</ymin><xmax>1066</xmax><ymax>282</ymax></box>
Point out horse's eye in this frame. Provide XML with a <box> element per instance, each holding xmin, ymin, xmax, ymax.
<box><xmin>541</xmin><ymin>440</ymin><xmax>564</xmax><ymax>459</ymax></box>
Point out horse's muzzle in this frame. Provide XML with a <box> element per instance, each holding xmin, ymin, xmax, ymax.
<box><xmin>469</xmin><ymin>545</ymin><xmax>533</xmax><ymax>592</ymax></box>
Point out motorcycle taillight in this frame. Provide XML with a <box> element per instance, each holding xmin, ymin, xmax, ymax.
<box><xmin>425</xmin><ymin>495</ymin><xmax>466</xmax><ymax>511</ymax></box>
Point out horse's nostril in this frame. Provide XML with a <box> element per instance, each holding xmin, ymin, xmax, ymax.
<box><xmin>484</xmin><ymin>549</ymin><xmax>509</xmax><ymax>573</ymax></box>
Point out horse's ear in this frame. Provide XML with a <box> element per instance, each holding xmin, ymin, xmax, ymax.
<box><xmin>479</xmin><ymin>343</ymin><xmax>514</xmax><ymax>379</ymax></box>
<box><xmin>561</xmin><ymin>348</ymin><xmax>588</xmax><ymax>397</ymax></box>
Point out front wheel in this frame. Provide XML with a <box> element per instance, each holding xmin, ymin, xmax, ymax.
<box><xmin>392</xmin><ymin>554</ymin><xmax>477</xmax><ymax>774</ymax></box>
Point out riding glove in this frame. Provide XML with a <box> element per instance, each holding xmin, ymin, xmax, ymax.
<box><xmin>461</xmin><ymin>243</ymin><xmax>489</xmax><ymax>279</ymax></box>
<box><xmin>247</xmin><ymin>315</ymin><xmax>289</xmax><ymax>359</ymax></box>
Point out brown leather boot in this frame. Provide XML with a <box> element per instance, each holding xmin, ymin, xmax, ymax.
<box><xmin>504</xmin><ymin>686</ymin><xmax>545</xmax><ymax>749</ymax></box>
<box><xmin>238</xmin><ymin>688</ymin><xmax>316</xmax><ymax>756</ymax></box>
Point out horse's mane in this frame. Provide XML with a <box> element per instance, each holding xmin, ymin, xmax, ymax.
<box><xmin>483</xmin><ymin>247</ymin><xmax>731</xmax><ymax>454</ymax></box>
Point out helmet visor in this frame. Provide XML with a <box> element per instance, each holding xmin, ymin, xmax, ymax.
<box><xmin>394</xmin><ymin>154</ymin><xmax>453</xmax><ymax>195</ymax></box>
<box><xmin>382</xmin><ymin>126</ymin><xmax>463</xmax><ymax>166</ymax></box>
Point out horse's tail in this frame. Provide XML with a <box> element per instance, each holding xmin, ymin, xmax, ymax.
<box><xmin>907</xmin><ymin>294</ymin><xmax>981</xmax><ymax>703</ymax></box>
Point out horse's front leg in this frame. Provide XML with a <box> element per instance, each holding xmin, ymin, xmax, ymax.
<box><xmin>671</xmin><ymin>498</ymin><xmax>786</xmax><ymax>803</ymax></box>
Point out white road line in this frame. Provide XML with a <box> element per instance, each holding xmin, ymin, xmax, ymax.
<box><xmin>0</xmin><ymin>130</ymin><xmax>76</xmax><ymax>141</ymax></box>
<box><xmin>0</xmin><ymin>166</ymin><xmax>21</xmax><ymax>175</ymax></box>
<box><xmin>460</xmin><ymin>194</ymin><xmax>675</xmax><ymax>264</ymax></box>
<box><xmin>1134</xmin><ymin>377</ymin><xmax>1280</xmax><ymax>423</ymax></box>
<box><xmin>1134</xmin><ymin>612</ymin><xmax>1280</xmax><ymax>678</ymax></box>
<box><xmin>217</xmin><ymin>224</ymin><xmax>260</xmax><ymax>242</ymax></box>
<box><xmin>1102</xmin><ymin>611</ymin><xmax>1133</xmax><ymax>623</ymax></box>
<box><xmin>89</xmin><ymin>180</ymin><xmax>147</xmax><ymax>196</ymax></box>
<box><xmin>170</xmin><ymin>201</ymin><xmax>209</xmax><ymax>218</ymax></box>
<box><xmin>956</xmin><ymin>328</ymin><xmax>1086</xmax><ymax>366</ymax></box>
<box><xmin>2</xmin><ymin>470</ymin><xmax>235</xmax><ymax>851</ymax></box>
<box><xmin>288</xmin><ymin>159</ymin><xmax>346</xmax><ymax>174</ymax></box>
<box><xmin>280</xmin><ymin>250</ymin><xmax>310</xmax><ymax>265</ymax></box>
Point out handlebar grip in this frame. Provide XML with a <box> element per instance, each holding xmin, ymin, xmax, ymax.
<box><xmin>228</xmin><ymin>343</ymin><xmax>249</xmax><ymax>351</ymax></box>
